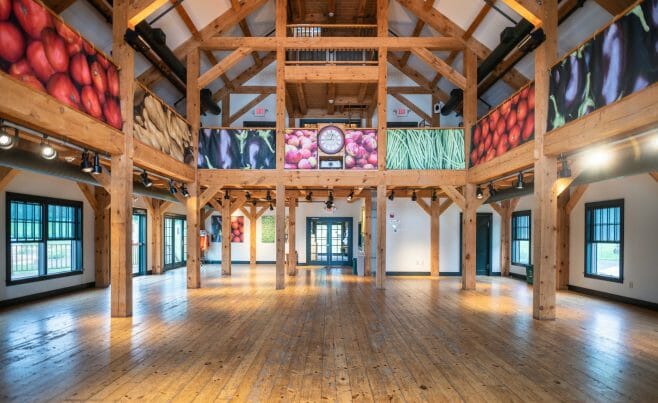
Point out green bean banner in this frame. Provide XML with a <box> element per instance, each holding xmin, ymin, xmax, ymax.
<box><xmin>548</xmin><ymin>0</ymin><xmax>658</xmax><ymax>131</ymax></box>
<box><xmin>386</xmin><ymin>128</ymin><xmax>465</xmax><ymax>170</ymax></box>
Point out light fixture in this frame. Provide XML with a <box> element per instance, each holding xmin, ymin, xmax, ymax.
<box><xmin>347</xmin><ymin>190</ymin><xmax>354</xmax><ymax>202</ymax></box>
<box><xmin>224</xmin><ymin>190</ymin><xmax>230</xmax><ymax>200</ymax></box>
<box><xmin>476</xmin><ymin>186</ymin><xmax>484</xmax><ymax>200</ymax></box>
<box><xmin>80</xmin><ymin>150</ymin><xmax>93</xmax><ymax>173</ymax></box>
<box><xmin>583</xmin><ymin>147</ymin><xmax>612</xmax><ymax>168</ymax></box>
<box><xmin>252</xmin><ymin>199</ymin><xmax>257</xmax><ymax>206</ymax></box>
<box><xmin>169</xmin><ymin>179</ymin><xmax>177</xmax><ymax>194</ymax></box>
<box><xmin>91</xmin><ymin>152</ymin><xmax>102</xmax><ymax>175</ymax></box>
<box><xmin>488</xmin><ymin>182</ymin><xmax>497</xmax><ymax>197</ymax></box>
<box><xmin>515</xmin><ymin>172</ymin><xmax>524</xmax><ymax>190</ymax></box>
<box><xmin>266</xmin><ymin>190</ymin><xmax>272</xmax><ymax>201</ymax></box>
<box><xmin>245</xmin><ymin>192</ymin><xmax>251</xmax><ymax>200</ymax></box>
<box><xmin>140</xmin><ymin>169</ymin><xmax>152</xmax><ymax>188</ymax></box>
<box><xmin>180</xmin><ymin>184</ymin><xmax>190</xmax><ymax>198</ymax></box>
<box><xmin>305</xmin><ymin>191</ymin><xmax>313</xmax><ymax>201</ymax></box>
<box><xmin>269</xmin><ymin>202</ymin><xmax>274</xmax><ymax>211</ymax></box>
<box><xmin>388</xmin><ymin>191</ymin><xmax>394</xmax><ymax>201</ymax></box>
<box><xmin>0</xmin><ymin>124</ymin><xmax>18</xmax><ymax>150</ymax></box>
<box><xmin>558</xmin><ymin>153</ymin><xmax>571</xmax><ymax>178</ymax></box>
<box><xmin>328</xmin><ymin>99</ymin><xmax>335</xmax><ymax>104</ymax></box>
<box><xmin>328</xmin><ymin>11</ymin><xmax>335</xmax><ymax>17</ymax></box>
<box><xmin>411</xmin><ymin>190</ymin><xmax>417</xmax><ymax>202</ymax></box>
<box><xmin>431</xmin><ymin>189</ymin><xmax>437</xmax><ymax>202</ymax></box>
<box><xmin>40</xmin><ymin>136</ymin><xmax>57</xmax><ymax>160</ymax></box>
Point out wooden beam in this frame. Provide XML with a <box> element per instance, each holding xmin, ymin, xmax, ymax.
<box><xmin>222</xmin><ymin>193</ymin><xmax>232</xmax><ymax>275</ymax></box>
<box><xmin>276</xmin><ymin>0</ymin><xmax>286</xmax><ymax>170</ymax></box>
<box><xmin>593</xmin><ymin>0</ymin><xmax>636</xmax><ymax>15</ymax></box>
<box><xmin>386</xmin><ymin>55</ymin><xmax>450</xmax><ymax>102</ymax></box>
<box><xmin>439</xmin><ymin>185</ymin><xmax>465</xmax><ymax>211</ymax></box>
<box><xmin>462</xmin><ymin>184</ymin><xmax>477</xmax><ymax>289</ymax></box>
<box><xmin>275</xmin><ymin>182</ymin><xmax>286</xmax><ymax>289</ymax></box>
<box><xmin>399</xmin><ymin>17</ymin><xmax>427</xmax><ymax>67</ymax></box>
<box><xmin>496</xmin><ymin>200</ymin><xmax>513</xmax><ymax>276</ymax></box>
<box><xmin>43</xmin><ymin>0</ymin><xmax>77</xmax><ymax>13</ymax></box>
<box><xmin>151</xmin><ymin>199</ymin><xmax>164</xmax><ymax>274</ymax></box>
<box><xmin>229</xmin><ymin>93</ymin><xmax>271</xmax><ymax>124</ymax></box>
<box><xmin>221</xmin><ymin>93</ymin><xmax>230</xmax><ymax>127</ymax></box>
<box><xmin>0</xmin><ymin>167</ymin><xmax>18</xmax><ymax>191</ymax></box>
<box><xmin>468</xmin><ymin>141</ymin><xmax>534</xmax><ymax>184</ymax></box>
<box><xmin>94</xmin><ymin>187</ymin><xmax>110</xmax><ymax>287</ymax></box>
<box><xmin>285</xmin><ymin>66</ymin><xmax>379</xmax><ymax>83</ymax></box>
<box><xmin>295</xmin><ymin>84</ymin><xmax>308</xmax><ymax>115</ymax></box>
<box><xmin>500</xmin><ymin>0</ymin><xmax>542</xmax><ymax>26</ymax></box>
<box><xmin>565</xmin><ymin>184</ymin><xmax>588</xmax><ymax>215</ymax></box>
<box><xmin>249</xmin><ymin>205</ymin><xmax>257</xmax><ymax>267</ymax></box>
<box><xmin>556</xmin><ymin>190</ymin><xmax>570</xmax><ymax>290</ymax></box>
<box><xmin>364</xmin><ymin>192</ymin><xmax>372</xmax><ymax>276</ymax></box>
<box><xmin>287</xmin><ymin>199</ymin><xmax>297</xmax><ymax>276</ymax></box>
<box><xmin>649</xmin><ymin>172</ymin><xmax>658</xmax><ymax>183</ymax></box>
<box><xmin>133</xmin><ymin>140</ymin><xmax>195</xmax><ymax>183</ymax></box>
<box><xmin>376</xmin><ymin>183</ymin><xmax>386</xmax><ymax>289</ymax></box>
<box><xmin>230</xmin><ymin>0</ymin><xmax>263</xmax><ymax>66</ymax></box>
<box><xmin>198</xmin><ymin>47</ymin><xmax>253</xmax><ymax>88</ymax></box>
<box><xmin>128</xmin><ymin>0</ymin><xmax>168</xmax><ymax>28</ymax></box>
<box><xmin>111</xmin><ymin>0</ymin><xmax>135</xmax><ymax>318</ymax></box>
<box><xmin>186</xmin><ymin>47</ymin><xmax>201</xmax><ymax>289</ymax></box>
<box><xmin>377</xmin><ymin>0</ymin><xmax>388</xmax><ymax>171</ymax></box>
<box><xmin>390</xmin><ymin>93</ymin><xmax>431</xmax><ymax>123</ymax></box>
<box><xmin>213</xmin><ymin>52</ymin><xmax>276</xmax><ymax>101</ymax></box>
<box><xmin>438</xmin><ymin>199</ymin><xmax>453</xmax><ymax>215</ymax></box>
<box><xmin>411</xmin><ymin>48</ymin><xmax>467</xmax><ymax>89</ymax></box>
<box><xmin>430</xmin><ymin>198</ymin><xmax>440</xmax><ymax>276</ymax></box>
<box><xmin>77</xmin><ymin>183</ymin><xmax>99</xmax><ymax>213</ymax></box>
<box><xmin>200</xmin><ymin>36</ymin><xmax>463</xmax><ymax>51</ymax></box>
<box><xmin>415</xmin><ymin>197</ymin><xmax>432</xmax><ymax>216</ymax></box>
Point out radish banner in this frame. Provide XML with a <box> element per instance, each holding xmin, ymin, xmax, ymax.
<box><xmin>0</xmin><ymin>0</ymin><xmax>123</xmax><ymax>129</ymax></box>
<box><xmin>470</xmin><ymin>83</ymin><xmax>535</xmax><ymax>167</ymax></box>
<box><xmin>386</xmin><ymin>128</ymin><xmax>465</xmax><ymax>170</ymax></box>
<box><xmin>548</xmin><ymin>0</ymin><xmax>658</xmax><ymax>131</ymax></box>
<box><xmin>198</xmin><ymin>128</ymin><xmax>276</xmax><ymax>169</ymax></box>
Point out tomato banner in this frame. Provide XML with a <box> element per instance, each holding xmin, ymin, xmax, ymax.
<box><xmin>470</xmin><ymin>83</ymin><xmax>535</xmax><ymax>167</ymax></box>
<box><xmin>0</xmin><ymin>0</ymin><xmax>123</xmax><ymax>129</ymax></box>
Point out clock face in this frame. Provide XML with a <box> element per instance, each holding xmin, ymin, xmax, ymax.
<box><xmin>317</xmin><ymin>125</ymin><xmax>345</xmax><ymax>154</ymax></box>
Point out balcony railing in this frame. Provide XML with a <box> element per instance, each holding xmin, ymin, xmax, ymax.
<box><xmin>286</xmin><ymin>24</ymin><xmax>378</xmax><ymax>65</ymax></box>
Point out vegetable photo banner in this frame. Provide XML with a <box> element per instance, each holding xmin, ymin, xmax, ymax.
<box><xmin>198</xmin><ymin>128</ymin><xmax>276</xmax><ymax>169</ymax></box>
<box><xmin>0</xmin><ymin>0</ymin><xmax>123</xmax><ymax>129</ymax></box>
<box><xmin>209</xmin><ymin>215</ymin><xmax>245</xmax><ymax>243</ymax></box>
<box><xmin>134</xmin><ymin>84</ymin><xmax>192</xmax><ymax>163</ymax></box>
<box><xmin>386</xmin><ymin>128</ymin><xmax>465</xmax><ymax>170</ymax></box>
<box><xmin>470</xmin><ymin>83</ymin><xmax>535</xmax><ymax>167</ymax></box>
<box><xmin>548</xmin><ymin>0</ymin><xmax>658</xmax><ymax>131</ymax></box>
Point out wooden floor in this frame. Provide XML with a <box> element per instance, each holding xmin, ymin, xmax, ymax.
<box><xmin>1</xmin><ymin>265</ymin><xmax>657</xmax><ymax>402</ymax></box>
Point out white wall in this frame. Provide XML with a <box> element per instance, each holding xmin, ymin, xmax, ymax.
<box><xmin>204</xmin><ymin>211</ymin><xmax>276</xmax><ymax>262</ymax></box>
<box><xmin>0</xmin><ymin>171</ymin><xmax>96</xmax><ymax>301</ymax></box>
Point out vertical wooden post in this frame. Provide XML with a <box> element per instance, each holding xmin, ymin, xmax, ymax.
<box><xmin>376</xmin><ymin>184</ymin><xmax>386</xmax><ymax>288</ymax></box>
<box><xmin>556</xmin><ymin>190</ymin><xmax>570</xmax><ymax>289</ymax></box>
<box><xmin>364</xmin><ymin>192</ymin><xmax>372</xmax><ymax>276</ymax></box>
<box><xmin>275</xmin><ymin>0</ymin><xmax>286</xmax><ymax>171</ymax></box>
<box><xmin>499</xmin><ymin>200</ymin><xmax>511</xmax><ymax>276</ymax></box>
<box><xmin>151</xmin><ymin>200</ymin><xmax>164</xmax><ymax>274</ymax></box>
<box><xmin>275</xmin><ymin>183</ymin><xmax>286</xmax><ymax>289</ymax></box>
<box><xmin>221</xmin><ymin>93</ymin><xmax>230</xmax><ymax>127</ymax></box>
<box><xmin>222</xmin><ymin>195</ymin><xmax>232</xmax><ymax>275</ymax></box>
<box><xmin>430</xmin><ymin>198</ymin><xmax>440</xmax><ymax>277</ymax></box>
<box><xmin>287</xmin><ymin>198</ymin><xmax>297</xmax><ymax>276</ymax></box>
<box><xmin>186</xmin><ymin>47</ymin><xmax>201</xmax><ymax>289</ymax></box>
<box><xmin>111</xmin><ymin>0</ymin><xmax>134</xmax><ymax>317</ymax></box>
<box><xmin>249</xmin><ymin>205</ymin><xmax>257</xmax><ymax>267</ymax></box>
<box><xmin>376</xmin><ymin>0</ymin><xmax>388</xmax><ymax>170</ymax></box>
<box><xmin>94</xmin><ymin>187</ymin><xmax>110</xmax><ymax>287</ymax></box>
<box><xmin>533</xmin><ymin>0</ymin><xmax>559</xmax><ymax>320</ymax></box>
<box><xmin>462</xmin><ymin>184</ymin><xmax>477</xmax><ymax>290</ymax></box>
<box><xmin>431</xmin><ymin>94</ymin><xmax>441</xmax><ymax>127</ymax></box>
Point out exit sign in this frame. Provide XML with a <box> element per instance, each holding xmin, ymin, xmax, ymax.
<box><xmin>253</xmin><ymin>107</ymin><xmax>267</xmax><ymax>117</ymax></box>
<box><xmin>394</xmin><ymin>107</ymin><xmax>409</xmax><ymax>117</ymax></box>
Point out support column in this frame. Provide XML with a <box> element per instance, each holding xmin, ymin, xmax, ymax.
<box><xmin>462</xmin><ymin>184</ymin><xmax>477</xmax><ymax>290</ymax></box>
<box><xmin>376</xmin><ymin>0</ymin><xmax>388</xmax><ymax>171</ymax></box>
<box><xmin>533</xmin><ymin>0</ymin><xmax>559</xmax><ymax>320</ymax></box>
<box><xmin>556</xmin><ymin>190</ymin><xmax>570</xmax><ymax>289</ymax></box>
<box><xmin>186</xmin><ymin>47</ymin><xmax>201</xmax><ymax>288</ymax></box>
<box><xmin>111</xmin><ymin>0</ymin><xmax>134</xmax><ymax>317</ymax></box>
<box><xmin>430</xmin><ymin>198</ymin><xmax>440</xmax><ymax>277</ymax></box>
<box><xmin>287</xmin><ymin>198</ymin><xmax>297</xmax><ymax>276</ymax></box>
<box><xmin>222</xmin><ymin>195</ymin><xmax>232</xmax><ymax>275</ymax></box>
<box><xmin>431</xmin><ymin>94</ymin><xmax>440</xmax><ymax>127</ymax></box>
<box><xmin>94</xmin><ymin>187</ymin><xmax>110</xmax><ymax>287</ymax></box>
<box><xmin>221</xmin><ymin>93</ymin><xmax>230</xmax><ymax>127</ymax></box>
<box><xmin>376</xmin><ymin>184</ymin><xmax>386</xmax><ymax>289</ymax></box>
<box><xmin>275</xmin><ymin>0</ymin><xmax>286</xmax><ymax>171</ymax></box>
<box><xmin>364</xmin><ymin>193</ymin><xmax>372</xmax><ymax>276</ymax></box>
<box><xmin>276</xmin><ymin>183</ymin><xmax>286</xmax><ymax>289</ymax></box>
<box><xmin>249</xmin><ymin>205</ymin><xmax>257</xmax><ymax>268</ymax></box>
<box><xmin>151</xmin><ymin>200</ymin><xmax>164</xmax><ymax>274</ymax></box>
<box><xmin>499</xmin><ymin>200</ymin><xmax>511</xmax><ymax>277</ymax></box>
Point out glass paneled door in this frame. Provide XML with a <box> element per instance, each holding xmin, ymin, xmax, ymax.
<box><xmin>164</xmin><ymin>215</ymin><xmax>187</xmax><ymax>270</ymax></box>
<box><xmin>306</xmin><ymin>217</ymin><xmax>353</xmax><ymax>266</ymax></box>
<box><xmin>132</xmin><ymin>209</ymin><xmax>147</xmax><ymax>276</ymax></box>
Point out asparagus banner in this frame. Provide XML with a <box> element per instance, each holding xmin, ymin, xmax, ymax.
<box><xmin>0</xmin><ymin>0</ymin><xmax>123</xmax><ymax>128</ymax></box>
<box><xmin>470</xmin><ymin>83</ymin><xmax>535</xmax><ymax>167</ymax></box>
<box><xmin>548</xmin><ymin>0</ymin><xmax>658</xmax><ymax>131</ymax></box>
<box><xmin>386</xmin><ymin>128</ymin><xmax>465</xmax><ymax>170</ymax></box>
<box><xmin>198</xmin><ymin>128</ymin><xmax>276</xmax><ymax>169</ymax></box>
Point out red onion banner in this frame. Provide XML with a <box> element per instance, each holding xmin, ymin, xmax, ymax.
<box><xmin>0</xmin><ymin>0</ymin><xmax>123</xmax><ymax>129</ymax></box>
<box><xmin>548</xmin><ymin>0</ymin><xmax>658</xmax><ymax>131</ymax></box>
<box><xmin>470</xmin><ymin>83</ymin><xmax>535</xmax><ymax>167</ymax></box>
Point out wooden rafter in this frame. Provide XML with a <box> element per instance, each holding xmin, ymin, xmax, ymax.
<box><xmin>213</xmin><ymin>52</ymin><xmax>276</xmax><ymax>101</ymax></box>
<box><xmin>198</xmin><ymin>47</ymin><xmax>253</xmax><ymax>88</ymax></box>
<box><xmin>387</xmin><ymin>54</ymin><xmax>450</xmax><ymax>102</ymax></box>
<box><xmin>390</xmin><ymin>93</ymin><xmax>431</xmax><ymax>123</ymax></box>
<box><xmin>295</xmin><ymin>84</ymin><xmax>308</xmax><ymax>115</ymax></box>
<box><xmin>0</xmin><ymin>167</ymin><xmax>18</xmax><ymax>191</ymax></box>
<box><xmin>398</xmin><ymin>0</ymin><xmax>435</xmax><ymax>67</ymax></box>
<box><xmin>650</xmin><ymin>172</ymin><xmax>658</xmax><ymax>183</ymax></box>
<box><xmin>229</xmin><ymin>93</ymin><xmax>271</xmax><ymax>124</ymax></box>
<box><xmin>500</xmin><ymin>0</ymin><xmax>542</xmax><ymax>26</ymax></box>
<box><xmin>593</xmin><ymin>0</ymin><xmax>636</xmax><ymax>15</ymax></box>
<box><xmin>411</xmin><ymin>48</ymin><xmax>467</xmax><ymax>89</ymax></box>
<box><xmin>128</xmin><ymin>0</ymin><xmax>168</xmax><ymax>28</ymax></box>
<box><xmin>42</xmin><ymin>0</ymin><xmax>77</xmax><ymax>13</ymax></box>
<box><xmin>230</xmin><ymin>0</ymin><xmax>263</xmax><ymax>66</ymax></box>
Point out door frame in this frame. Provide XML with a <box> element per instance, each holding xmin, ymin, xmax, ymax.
<box><xmin>305</xmin><ymin>217</ymin><xmax>353</xmax><ymax>266</ymax></box>
<box><xmin>459</xmin><ymin>212</ymin><xmax>493</xmax><ymax>276</ymax></box>
<box><xmin>163</xmin><ymin>214</ymin><xmax>187</xmax><ymax>271</ymax></box>
<box><xmin>132</xmin><ymin>208</ymin><xmax>147</xmax><ymax>276</ymax></box>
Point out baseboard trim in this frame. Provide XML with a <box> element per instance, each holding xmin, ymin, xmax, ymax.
<box><xmin>203</xmin><ymin>260</ymin><xmax>277</xmax><ymax>265</ymax></box>
<box><xmin>386</xmin><ymin>271</ymin><xmax>430</xmax><ymax>276</ymax></box>
<box><xmin>439</xmin><ymin>272</ymin><xmax>461</xmax><ymax>277</ymax></box>
<box><xmin>567</xmin><ymin>285</ymin><xmax>658</xmax><ymax>311</ymax></box>
<box><xmin>0</xmin><ymin>282</ymin><xmax>96</xmax><ymax>307</ymax></box>
<box><xmin>509</xmin><ymin>272</ymin><xmax>528</xmax><ymax>281</ymax></box>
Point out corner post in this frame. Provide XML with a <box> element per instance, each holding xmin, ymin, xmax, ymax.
<box><xmin>461</xmin><ymin>48</ymin><xmax>477</xmax><ymax>290</ymax></box>
<box><xmin>276</xmin><ymin>183</ymin><xmax>286</xmax><ymax>289</ymax></box>
<box><xmin>376</xmin><ymin>184</ymin><xmax>387</xmax><ymax>288</ymax></box>
<box><xmin>186</xmin><ymin>47</ymin><xmax>201</xmax><ymax>288</ymax></box>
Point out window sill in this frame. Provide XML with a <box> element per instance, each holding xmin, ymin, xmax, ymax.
<box><xmin>584</xmin><ymin>273</ymin><xmax>623</xmax><ymax>284</ymax></box>
<box><xmin>6</xmin><ymin>270</ymin><xmax>84</xmax><ymax>286</ymax></box>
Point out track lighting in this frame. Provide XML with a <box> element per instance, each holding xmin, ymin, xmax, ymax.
<box><xmin>431</xmin><ymin>189</ymin><xmax>437</xmax><ymax>202</ymax></box>
<box><xmin>224</xmin><ymin>190</ymin><xmax>230</xmax><ymax>200</ymax></box>
<box><xmin>305</xmin><ymin>192</ymin><xmax>312</xmax><ymax>201</ymax></box>
<box><xmin>583</xmin><ymin>147</ymin><xmax>612</xmax><ymax>168</ymax></box>
<box><xmin>388</xmin><ymin>191</ymin><xmax>394</xmax><ymax>201</ymax></box>
<box><xmin>515</xmin><ymin>172</ymin><xmax>524</xmax><ymax>190</ymax></box>
<box><xmin>169</xmin><ymin>179</ymin><xmax>177</xmax><ymax>194</ymax></box>
<box><xmin>476</xmin><ymin>186</ymin><xmax>484</xmax><ymax>200</ymax></box>
<box><xmin>411</xmin><ymin>190</ymin><xmax>417</xmax><ymax>202</ymax></box>
<box><xmin>558</xmin><ymin>153</ymin><xmax>572</xmax><ymax>178</ymax></box>
<box><xmin>325</xmin><ymin>200</ymin><xmax>334</xmax><ymax>209</ymax></box>
<box><xmin>488</xmin><ymin>182</ymin><xmax>497</xmax><ymax>197</ymax></box>
<box><xmin>245</xmin><ymin>192</ymin><xmax>251</xmax><ymax>200</ymax></box>
<box><xmin>328</xmin><ymin>191</ymin><xmax>334</xmax><ymax>202</ymax></box>
<box><xmin>91</xmin><ymin>152</ymin><xmax>102</xmax><ymax>175</ymax></box>
<box><xmin>347</xmin><ymin>190</ymin><xmax>354</xmax><ymax>202</ymax></box>
<box><xmin>180</xmin><ymin>184</ymin><xmax>190</xmax><ymax>198</ymax></box>
<box><xmin>266</xmin><ymin>190</ymin><xmax>272</xmax><ymax>201</ymax></box>
<box><xmin>40</xmin><ymin>136</ymin><xmax>57</xmax><ymax>160</ymax></box>
<box><xmin>269</xmin><ymin>202</ymin><xmax>274</xmax><ymax>211</ymax></box>
<box><xmin>140</xmin><ymin>169</ymin><xmax>152</xmax><ymax>188</ymax></box>
<box><xmin>252</xmin><ymin>199</ymin><xmax>257</xmax><ymax>206</ymax></box>
<box><xmin>80</xmin><ymin>150</ymin><xmax>93</xmax><ymax>173</ymax></box>
<box><xmin>0</xmin><ymin>124</ymin><xmax>18</xmax><ymax>150</ymax></box>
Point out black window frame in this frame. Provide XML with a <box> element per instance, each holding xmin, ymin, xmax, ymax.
<box><xmin>511</xmin><ymin>210</ymin><xmax>531</xmax><ymax>267</ymax></box>
<box><xmin>5</xmin><ymin>192</ymin><xmax>84</xmax><ymax>285</ymax></box>
<box><xmin>584</xmin><ymin>199</ymin><xmax>624</xmax><ymax>283</ymax></box>
<box><xmin>163</xmin><ymin>214</ymin><xmax>187</xmax><ymax>270</ymax></box>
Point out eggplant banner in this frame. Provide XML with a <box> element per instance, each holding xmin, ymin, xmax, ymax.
<box><xmin>0</xmin><ymin>0</ymin><xmax>123</xmax><ymax>129</ymax></box>
<box><xmin>470</xmin><ymin>83</ymin><xmax>535</xmax><ymax>167</ymax></box>
<box><xmin>548</xmin><ymin>0</ymin><xmax>658</xmax><ymax>131</ymax></box>
<box><xmin>386</xmin><ymin>128</ymin><xmax>465</xmax><ymax>170</ymax></box>
<box><xmin>198</xmin><ymin>128</ymin><xmax>276</xmax><ymax>169</ymax></box>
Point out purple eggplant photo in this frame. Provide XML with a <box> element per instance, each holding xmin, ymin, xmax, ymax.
<box><xmin>198</xmin><ymin>128</ymin><xmax>276</xmax><ymax>169</ymax></box>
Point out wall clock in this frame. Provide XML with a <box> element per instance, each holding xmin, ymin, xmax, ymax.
<box><xmin>317</xmin><ymin>125</ymin><xmax>345</xmax><ymax>155</ymax></box>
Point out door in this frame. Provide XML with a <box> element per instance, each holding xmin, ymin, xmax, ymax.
<box><xmin>164</xmin><ymin>215</ymin><xmax>187</xmax><ymax>270</ymax></box>
<box><xmin>460</xmin><ymin>213</ymin><xmax>493</xmax><ymax>275</ymax></box>
<box><xmin>307</xmin><ymin>217</ymin><xmax>353</xmax><ymax>266</ymax></box>
<box><xmin>132</xmin><ymin>210</ymin><xmax>147</xmax><ymax>276</ymax></box>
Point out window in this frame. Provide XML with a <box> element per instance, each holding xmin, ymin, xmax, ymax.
<box><xmin>164</xmin><ymin>215</ymin><xmax>187</xmax><ymax>270</ymax></box>
<box><xmin>585</xmin><ymin>200</ymin><xmax>624</xmax><ymax>282</ymax></box>
<box><xmin>6</xmin><ymin>193</ymin><xmax>83</xmax><ymax>284</ymax></box>
<box><xmin>511</xmin><ymin>210</ymin><xmax>531</xmax><ymax>266</ymax></box>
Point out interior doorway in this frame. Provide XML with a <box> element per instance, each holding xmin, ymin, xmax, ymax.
<box><xmin>132</xmin><ymin>209</ymin><xmax>147</xmax><ymax>276</ymax></box>
<box><xmin>306</xmin><ymin>217</ymin><xmax>353</xmax><ymax>266</ymax></box>
<box><xmin>164</xmin><ymin>215</ymin><xmax>187</xmax><ymax>270</ymax></box>
<box><xmin>460</xmin><ymin>212</ymin><xmax>493</xmax><ymax>275</ymax></box>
